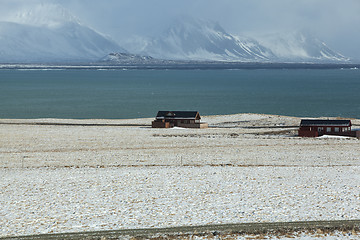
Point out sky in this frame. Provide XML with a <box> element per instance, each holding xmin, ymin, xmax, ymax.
<box><xmin>0</xmin><ymin>0</ymin><xmax>359</xmax><ymax>59</ymax></box>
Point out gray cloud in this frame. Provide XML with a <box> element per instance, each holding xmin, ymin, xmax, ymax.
<box><xmin>1</xmin><ymin>0</ymin><xmax>359</xmax><ymax>59</ymax></box>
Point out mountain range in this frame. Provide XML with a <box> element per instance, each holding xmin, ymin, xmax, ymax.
<box><xmin>123</xmin><ymin>17</ymin><xmax>275</xmax><ymax>62</ymax></box>
<box><xmin>0</xmin><ymin>4</ymin><xmax>125</xmax><ymax>63</ymax></box>
<box><xmin>122</xmin><ymin>17</ymin><xmax>349</xmax><ymax>63</ymax></box>
<box><xmin>0</xmin><ymin>4</ymin><xmax>351</xmax><ymax>64</ymax></box>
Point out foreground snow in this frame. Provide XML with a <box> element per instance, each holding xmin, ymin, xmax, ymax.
<box><xmin>1</xmin><ymin>114</ymin><xmax>359</xmax><ymax>238</ymax></box>
<box><xmin>1</xmin><ymin>166</ymin><xmax>359</xmax><ymax>237</ymax></box>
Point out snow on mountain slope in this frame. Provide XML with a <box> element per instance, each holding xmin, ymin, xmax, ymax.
<box><xmin>256</xmin><ymin>32</ymin><xmax>349</xmax><ymax>62</ymax></box>
<box><xmin>122</xmin><ymin>17</ymin><xmax>349</xmax><ymax>63</ymax></box>
<box><xmin>7</xmin><ymin>3</ymin><xmax>80</xmax><ymax>28</ymax></box>
<box><xmin>0</xmin><ymin>5</ymin><xmax>350</xmax><ymax>64</ymax></box>
<box><xmin>0</xmin><ymin>4</ymin><xmax>126</xmax><ymax>63</ymax></box>
<box><xmin>132</xmin><ymin>17</ymin><xmax>275</xmax><ymax>62</ymax></box>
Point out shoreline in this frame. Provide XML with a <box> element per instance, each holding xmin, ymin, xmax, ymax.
<box><xmin>1</xmin><ymin>113</ymin><xmax>359</xmax><ymax>169</ymax></box>
<box><xmin>0</xmin><ymin>113</ymin><xmax>359</xmax><ymax>125</ymax></box>
<box><xmin>1</xmin><ymin>62</ymin><xmax>360</xmax><ymax>71</ymax></box>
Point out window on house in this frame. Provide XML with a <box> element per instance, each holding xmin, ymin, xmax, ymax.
<box><xmin>335</xmin><ymin>127</ymin><xmax>339</xmax><ymax>132</ymax></box>
<box><xmin>318</xmin><ymin>127</ymin><xmax>323</xmax><ymax>132</ymax></box>
<box><xmin>326</xmin><ymin>127</ymin><xmax>332</xmax><ymax>132</ymax></box>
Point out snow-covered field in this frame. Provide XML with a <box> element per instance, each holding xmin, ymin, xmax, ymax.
<box><xmin>1</xmin><ymin>114</ymin><xmax>359</xmax><ymax>238</ymax></box>
<box><xmin>1</xmin><ymin>166</ymin><xmax>360</xmax><ymax>237</ymax></box>
<box><xmin>193</xmin><ymin>231</ymin><xmax>360</xmax><ymax>239</ymax></box>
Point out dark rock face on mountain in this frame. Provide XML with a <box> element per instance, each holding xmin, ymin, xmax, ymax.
<box><xmin>100</xmin><ymin>53</ymin><xmax>156</xmax><ymax>64</ymax></box>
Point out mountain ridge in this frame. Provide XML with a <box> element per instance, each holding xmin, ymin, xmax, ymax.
<box><xmin>0</xmin><ymin>4</ymin><xmax>126</xmax><ymax>63</ymax></box>
<box><xmin>122</xmin><ymin>17</ymin><xmax>350</xmax><ymax>63</ymax></box>
<box><xmin>125</xmin><ymin>17</ymin><xmax>276</xmax><ymax>62</ymax></box>
<box><xmin>0</xmin><ymin>5</ymin><xmax>351</xmax><ymax>64</ymax></box>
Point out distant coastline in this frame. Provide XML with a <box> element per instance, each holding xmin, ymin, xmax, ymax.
<box><xmin>0</xmin><ymin>62</ymin><xmax>359</xmax><ymax>70</ymax></box>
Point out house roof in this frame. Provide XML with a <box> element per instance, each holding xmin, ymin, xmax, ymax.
<box><xmin>156</xmin><ymin>111</ymin><xmax>200</xmax><ymax>120</ymax></box>
<box><xmin>300</xmin><ymin>119</ymin><xmax>352</xmax><ymax>127</ymax></box>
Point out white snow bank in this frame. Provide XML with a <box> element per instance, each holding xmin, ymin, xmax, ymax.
<box><xmin>171</xmin><ymin>126</ymin><xmax>187</xmax><ymax>130</ymax></box>
<box><xmin>317</xmin><ymin>135</ymin><xmax>353</xmax><ymax>139</ymax></box>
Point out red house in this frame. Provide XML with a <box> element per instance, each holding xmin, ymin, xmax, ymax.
<box><xmin>152</xmin><ymin>111</ymin><xmax>208</xmax><ymax>128</ymax></box>
<box><xmin>298</xmin><ymin>119</ymin><xmax>352</xmax><ymax>137</ymax></box>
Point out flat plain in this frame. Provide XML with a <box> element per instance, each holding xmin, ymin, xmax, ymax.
<box><xmin>1</xmin><ymin>114</ymin><xmax>359</xmax><ymax>237</ymax></box>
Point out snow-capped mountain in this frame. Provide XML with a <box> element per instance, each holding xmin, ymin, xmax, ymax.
<box><xmin>256</xmin><ymin>31</ymin><xmax>349</xmax><ymax>63</ymax></box>
<box><xmin>0</xmin><ymin>5</ymin><xmax>350</xmax><ymax>64</ymax></box>
<box><xmin>0</xmin><ymin>4</ymin><xmax>125</xmax><ymax>63</ymax></box>
<box><xmin>126</xmin><ymin>17</ymin><xmax>275</xmax><ymax>62</ymax></box>
<box><xmin>123</xmin><ymin>17</ymin><xmax>349</xmax><ymax>63</ymax></box>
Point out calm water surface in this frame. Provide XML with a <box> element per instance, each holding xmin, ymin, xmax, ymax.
<box><xmin>0</xmin><ymin>69</ymin><xmax>359</xmax><ymax>119</ymax></box>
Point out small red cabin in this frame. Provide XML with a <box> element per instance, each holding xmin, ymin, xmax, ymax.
<box><xmin>298</xmin><ymin>119</ymin><xmax>352</xmax><ymax>137</ymax></box>
<box><xmin>152</xmin><ymin>111</ymin><xmax>208</xmax><ymax>128</ymax></box>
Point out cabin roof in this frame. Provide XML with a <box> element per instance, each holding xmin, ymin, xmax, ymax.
<box><xmin>156</xmin><ymin>111</ymin><xmax>200</xmax><ymax>120</ymax></box>
<box><xmin>300</xmin><ymin>119</ymin><xmax>351</xmax><ymax>127</ymax></box>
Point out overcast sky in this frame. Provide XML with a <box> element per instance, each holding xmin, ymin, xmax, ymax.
<box><xmin>1</xmin><ymin>0</ymin><xmax>359</xmax><ymax>59</ymax></box>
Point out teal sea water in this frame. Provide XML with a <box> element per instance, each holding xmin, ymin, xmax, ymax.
<box><xmin>0</xmin><ymin>68</ymin><xmax>359</xmax><ymax>119</ymax></box>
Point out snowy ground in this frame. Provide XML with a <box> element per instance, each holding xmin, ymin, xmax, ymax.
<box><xmin>1</xmin><ymin>166</ymin><xmax>360</xmax><ymax>237</ymax></box>
<box><xmin>0</xmin><ymin>114</ymin><xmax>359</xmax><ymax>238</ymax></box>
<box><xmin>193</xmin><ymin>230</ymin><xmax>360</xmax><ymax>239</ymax></box>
